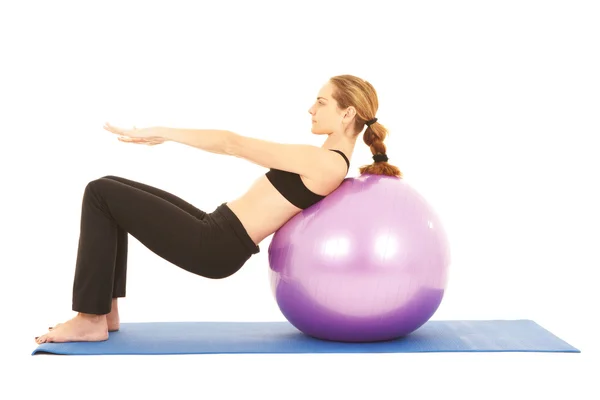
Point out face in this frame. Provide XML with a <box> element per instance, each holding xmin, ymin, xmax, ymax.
<box><xmin>308</xmin><ymin>82</ymin><xmax>355</xmax><ymax>135</ymax></box>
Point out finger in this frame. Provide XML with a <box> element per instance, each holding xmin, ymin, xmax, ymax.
<box><xmin>105</xmin><ymin>125</ymin><xmax>120</xmax><ymax>134</ymax></box>
<box><xmin>119</xmin><ymin>136</ymin><xmax>146</xmax><ymax>143</ymax></box>
<box><xmin>107</xmin><ymin>124</ymin><xmax>125</xmax><ymax>135</ymax></box>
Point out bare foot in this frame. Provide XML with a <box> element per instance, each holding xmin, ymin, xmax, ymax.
<box><xmin>36</xmin><ymin>313</ymin><xmax>108</xmax><ymax>344</ymax></box>
<box><xmin>49</xmin><ymin>299</ymin><xmax>120</xmax><ymax>332</ymax></box>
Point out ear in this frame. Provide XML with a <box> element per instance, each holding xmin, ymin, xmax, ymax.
<box><xmin>343</xmin><ymin>106</ymin><xmax>357</xmax><ymax>122</ymax></box>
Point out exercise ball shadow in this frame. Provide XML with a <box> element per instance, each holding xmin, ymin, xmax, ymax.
<box><xmin>268</xmin><ymin>174</ymin><xmax>451</xmax><ymax>343</ymax></box>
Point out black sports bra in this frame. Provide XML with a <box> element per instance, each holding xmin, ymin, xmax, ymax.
<box><xmin>265</xmin><ymin>149</ymin><xmax>350</xmax><ymax>209</ymax></box>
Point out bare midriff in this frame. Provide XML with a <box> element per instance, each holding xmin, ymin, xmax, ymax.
<box><xmin>225</xmin><ymin>174</ymin><xmax>332</xmax><ymax>246</ymax></box>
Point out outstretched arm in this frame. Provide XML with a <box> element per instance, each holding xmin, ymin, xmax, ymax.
<box><xmin>159</xmin><ymin>127</ymin><xmax>233</xmax><ymax>155</ymax></box>
<box><xmin>159</xmin><ymin>126</ymin><xmax>340</xmax><ymax>181</ymax></box>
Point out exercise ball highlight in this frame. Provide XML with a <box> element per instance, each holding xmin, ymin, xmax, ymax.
<box><xmin>268</xmin><ymin>174</ymin><xmax>451</xmax><ymax>342</ymax></box>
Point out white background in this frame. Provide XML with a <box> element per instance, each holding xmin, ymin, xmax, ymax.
<box><xmin>2</xmin><ymin>0</ymin><xmax>598</xmax><ymax>399</ymax></box>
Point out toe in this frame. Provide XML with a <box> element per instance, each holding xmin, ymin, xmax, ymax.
<box><xmin>49</xmin><ymin>323</ymin><xmax>62</xmax><ymax>330</ymax></box>
<box><xmin>41</xmin><ymin>331</ymin><xmax>55</xmax><ymax>343</ymax></box>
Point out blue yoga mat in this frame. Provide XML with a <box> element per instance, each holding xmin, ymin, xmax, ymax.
<box><xmin>31</xmin><ymin>319</ymin><xmax>580</xmax><ymax>355</ymax></box>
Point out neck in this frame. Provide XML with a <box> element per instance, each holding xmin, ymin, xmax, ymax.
<box><xmin>321</xmin><ymin>131</ymin><xmax>357</xmax><ymax>156</ymax></box>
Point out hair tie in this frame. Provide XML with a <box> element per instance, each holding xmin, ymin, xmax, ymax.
<box><xmin>372</xmin><ymin>153</ymin><xmax>388</xmax><ymax>163</ymax></box>
<box><xmin>365</xmin><ymin>118</ymin><xmax>378</xmax><ymax>127</ymax></box>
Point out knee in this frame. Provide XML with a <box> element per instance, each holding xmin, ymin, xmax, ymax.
<box><xmin>86</xmin><ymin>176</ymin><xmax>119</xmax><ymax>189</ymax></box>
<box><xmin>85</xmin><ymin>176</ymin><xmax>117</xmax><ymax>194</ymax></box>
<box><xmin>100</xmin><ymin>175</ymin><xmax>120</xmax><ymax>181</ymax></box>
<box><xmin>85</xmin><ymin>179</ymin><xmax>101</xmax><ymax>192</ymax></box>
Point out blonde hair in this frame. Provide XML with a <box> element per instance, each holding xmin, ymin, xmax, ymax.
<box><xmin>329</xmin><ymin>74</ymin><xmax>402</xmax><ymax>178</ymax></box>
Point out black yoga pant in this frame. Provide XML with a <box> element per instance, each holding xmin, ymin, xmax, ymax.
<box><xmin>71</xmin><ymin>175</ymin><xmax>260</xmax><ymax>315</ymax></box>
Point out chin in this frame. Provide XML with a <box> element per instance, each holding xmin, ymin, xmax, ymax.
<box><xmin>311</xmin><ymin>127</ymin><xmax>329</xmax><ymax>136</ymax></box>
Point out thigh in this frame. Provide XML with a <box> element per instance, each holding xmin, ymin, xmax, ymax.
<box><xmin>100</xmin><ymin>175</ymin><xmax>207</xmax><ymax>220</ymax></box>
<box><xmin>88</xmin><ymin>177</ymin><xmax>217</xmax><ymax>277</ymax></box>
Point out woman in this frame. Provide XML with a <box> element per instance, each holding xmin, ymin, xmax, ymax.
<box><xmin>35</xmin><ymin>74</ymin><xmax>402</xmax><ymax>344</ymax></box>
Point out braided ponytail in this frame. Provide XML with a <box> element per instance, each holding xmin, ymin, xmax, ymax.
<box><xmin>358</xmin><ymin>119</ymin><xmax>402</xmax><ymax>177</ymax></box>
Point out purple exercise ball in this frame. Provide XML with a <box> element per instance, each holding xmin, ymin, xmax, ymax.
<box><xmin>268</xmin><ymin>174</ymin><xmax>451</xmax><ymax>342</ymax></box>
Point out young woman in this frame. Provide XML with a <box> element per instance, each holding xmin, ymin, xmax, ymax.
<box><xmin>35</xmin><ymin>74</ymin><xmax>402</xmax><ymax>344</ymax></box>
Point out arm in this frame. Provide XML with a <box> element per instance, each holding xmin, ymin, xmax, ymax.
<box><xmin>227</xmin><ymin>133</ymin><xmax>339</xmax><ymax>180</ymax></box>
<box><xmin>159</xmin><ymin>127</ymin><xmax>233</xmax><ymax>155</ymax></box>
<box><xmin>159</xmin><ymin>126</ymin><xmax>339</xmax><ymax>180</ymax></box>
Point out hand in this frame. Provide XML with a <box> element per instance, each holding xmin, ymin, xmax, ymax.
<box><xmin>104</xmin><ymin>122</ymin><xmax>167</xmax><ymax>146</ymax></box>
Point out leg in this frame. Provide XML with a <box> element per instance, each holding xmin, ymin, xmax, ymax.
<box><xmin>48</xmin><ymin>175</ymin><xmax>209</xmax><ymax>334</ymax></box>
<box><xmin>100</xmin><ymin>175</ymin><xmax>207</xmax><ymax>300</ymax></box>
<box><xmin>37</xmin><ymin>177</ymin><xmax>219</xmax><ymax>344</ymax></box>
<box><xmin>73</xmin><ymin>176</ymin><xmax>215</xmax><ymax>313</ymax></box>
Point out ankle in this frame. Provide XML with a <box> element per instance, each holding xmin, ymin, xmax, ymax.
<box><xmin>78</xmin><ymin>313</ymin><xmax>106</xmax><ymax>321</ymax></box>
